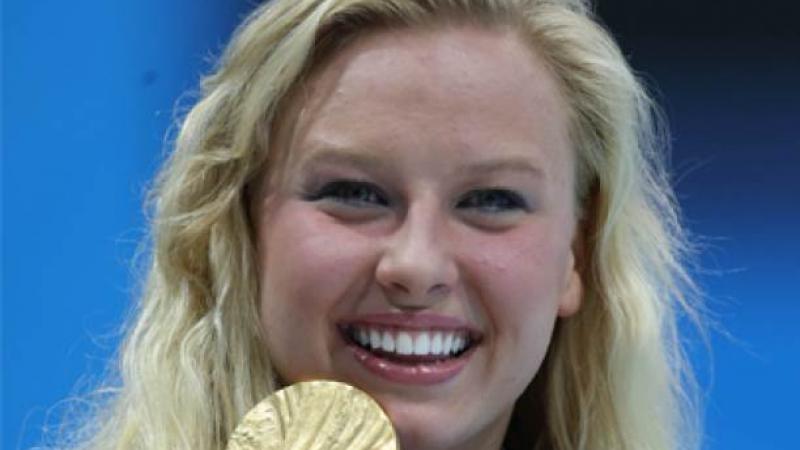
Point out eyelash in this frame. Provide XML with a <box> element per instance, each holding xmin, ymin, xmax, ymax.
<box><xmin>304</xmin><ymin>180</ymin><xmax>389</xmax><ymax>207</ymax></box>
<box><xmin>305</xmin><ymin>179</ymin><xmax>529</xmax><ymax>213</ymax></box>
<box><xmin>456</xmin><ymin>189</ymin><xmax>530</xmax><ymax>213</ymax></box>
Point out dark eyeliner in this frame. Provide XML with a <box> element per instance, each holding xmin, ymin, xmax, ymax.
<box><xmin>303</xmin><ymin>179</ymin><xmax>389</xmax><ymax>206</ymax></box>
<box><xmin>456</xmin><ymin>188</ymin><xmax>531</xmax><ymax>213</ymax></box>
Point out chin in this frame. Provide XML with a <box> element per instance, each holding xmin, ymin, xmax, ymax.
<box><xmin>380</xmin><ymin>399</ymin><xmax>507</xmax><ymax>450</ymax></box>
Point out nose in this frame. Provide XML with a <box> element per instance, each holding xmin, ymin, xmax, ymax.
<box><xmin>375</xmin><ymin>201</ymin><xmax>458</xmax><ymax>309</ymax></box>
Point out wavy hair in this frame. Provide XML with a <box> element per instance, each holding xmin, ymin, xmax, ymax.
<box><xmin>54</xmin><ymin>1</ymin><xmax>702</xmax><ymax>449</ymax></box>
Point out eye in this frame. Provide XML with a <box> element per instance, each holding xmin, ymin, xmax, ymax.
<box><xmin>304</xmin><ymin>179</ymin><xmax>389</xmax><ymax>207</ymax></box>
<box><xmin>456</xmin><ymin>188</ymin><xmax>530</xmax><ymax>214</ymax></box>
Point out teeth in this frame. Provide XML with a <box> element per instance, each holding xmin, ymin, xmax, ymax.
<box><xmin>358</xmin><ymin>328</ymin><xmax>369</xmax><ymax>347</ymax></box>
<box><xmin>453</xmin><ymin>336</ymin><xmax>464</xmax><ymax>354</ymax></box>
<box><xmin>413</xmin><ymin>333</ymin><xmax>430</xmax><ymax>355</ymax></box>
<box><xmin>442</xmin><ymin>333</ymin><xmax>454</xmax><ymax>355</ymax></box>
<box><xmin>370</xmin><ymin>329</ymin><xmax>382</xmax><ymax>349</ymax></box>
<box><xmin>349</xmin><ymin>326</ymin><xmax>471</xmax><ymax>358</ymax></box>
<box><xmin>431</xmin><ymin>332</ymin><xmax>443</xmax><ymax>355</ymax></box>
<box><xmin>396</xmin><ymin>332</ymin><xmax>413</xmax><ymax>355</ymax></box>
<box><xmin>381</xmin><ymin>331</ymin><xmax>395</xmax><ymax>352</ymax></box>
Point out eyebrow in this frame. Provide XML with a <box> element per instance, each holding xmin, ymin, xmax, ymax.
<box><xmin>299</xmin><ymin>149</ymin><xmax>390</xmax><ymax>173</ymax></box>
<box><xmin>464</xmin><ymin>157</ymin><xmax>545</xmax><ymax>179</ymax></box>
<box><xmin>298</xmin><ymin>148</ymin><xmax>545</xmax><ymax>179</ymax></box>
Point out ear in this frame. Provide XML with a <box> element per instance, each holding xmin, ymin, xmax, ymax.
<box><xmin>557</xmin><ymin>226</ymin><xmax>585</xmax><ymax>318</ymax></box>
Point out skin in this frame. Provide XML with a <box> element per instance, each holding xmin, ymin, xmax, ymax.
<box><xmin>254</xmin><ymin>24</ymin><xmax>582</xmax><ymax>450</ymax></box>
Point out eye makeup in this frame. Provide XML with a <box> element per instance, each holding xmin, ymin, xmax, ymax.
<box><xmin>302</xmin><ymin>179</ymin><xmax>390</xmax><ymax>207</ymax></box>
<box><xmin>455</xmin><ymin>188</ymin><xmax>532</xmax><ymax>214</ymax></box>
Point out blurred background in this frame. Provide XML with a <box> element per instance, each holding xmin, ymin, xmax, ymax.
<box><xmin>3</xmin><ymin>1</ymin><xmax>798</xmax><ymax>449</ymax></box>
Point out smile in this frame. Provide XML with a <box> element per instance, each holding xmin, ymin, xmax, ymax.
<box><xmin>337</xmin><ymin>314</ymin><xmax>483</xmax><ymax>385</ymax></box>
<box><xmin>344</xmin><ymin>325</ymin><xmax>473</xmax><ymax>359</ymax></box>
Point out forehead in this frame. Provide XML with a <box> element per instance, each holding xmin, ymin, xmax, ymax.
<box><xmin>273</xmin><ymin>24</ymin><xmax>571</xmax><ymax>182</ymax></box>
<box><xmin>303</xmin><ymin>24</ymin><xmax>564</xmax><ymax>117</ymax></box>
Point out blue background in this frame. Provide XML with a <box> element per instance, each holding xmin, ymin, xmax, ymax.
<box><xmin>3</xmin><ymin>1</ymin><xmax>799</xmax><ymax>449</ymax></box>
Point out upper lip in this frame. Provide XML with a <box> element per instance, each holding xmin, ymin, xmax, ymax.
<box><xmin>337</xmin><ymin>312</ymin><xmax>484</xmax><ymax>341</ymax></box>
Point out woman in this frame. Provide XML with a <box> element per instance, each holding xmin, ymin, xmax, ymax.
<box><xmin>60</xmin><ymin>0</ymin><xmax>702</xmax><ymax>449</ymax></box>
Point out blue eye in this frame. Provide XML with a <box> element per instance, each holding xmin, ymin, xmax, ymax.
<box><xmin>457</xmin><ymin>189</ymin><xmax>529</xmax><ymax>213</ymax></box>
<box><xmin>305</xmin><ymin>180</ymin><xmax>389</xmax><ymax>207</ymax></box>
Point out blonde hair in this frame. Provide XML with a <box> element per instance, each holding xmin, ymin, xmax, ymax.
<box><xmin>54</xmin><ymin>1</ymin><xmax>702</xmax><ymax>449</ymax></box>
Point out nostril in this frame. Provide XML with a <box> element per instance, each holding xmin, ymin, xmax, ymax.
<box><xmin>427</xmin><ymin>283</ymin><xmax>450</xmax><ymax>296</ymax></box>
<box><xmin>390</xmin><ymin>282</ymin><xmax>410</xmax><ymax>294</ymax></box>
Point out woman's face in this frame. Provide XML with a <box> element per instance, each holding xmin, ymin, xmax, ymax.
<box><xmin>255</xmin><ymin>25</ymin><xmax>582</xmax><ymax>450</ymax></box>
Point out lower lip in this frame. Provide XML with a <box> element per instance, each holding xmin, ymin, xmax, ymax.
<box><xmin>347</xmin><ymin>342</ymin><xmax>475</xmax><ymax>385</ymax></box>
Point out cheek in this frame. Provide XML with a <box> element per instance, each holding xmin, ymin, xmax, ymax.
<box><xmin>470</xmin><ymin>225</ymin><xmax>569</xmax><ymax>299</ymax></box>
<box><xmin>261</xmin><ymin>206</ymin><xmax>373</xmax><ymax>296</ymax></box>
<box><xmin>462</xmin><ymin>223</ymin><xmax>571</xmax><ymax>342</ymax></box>
<box><xmin>257</xmin><ymin>206</ymin><xmax>376</xmax><ymax>359</ymax></box>
<box><xmin>263</xmin><ymin>226</ymin><xmax>355</xmax><ymax>306</ymax></box>
<box><xmin>465</xmin><ymin>228</ymin><xmax>570</xmax><ymax>395</ymax></box>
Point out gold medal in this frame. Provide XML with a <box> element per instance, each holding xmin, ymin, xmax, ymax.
<box><xmin>227</xmin><ymin>380</ymin><xmax>397</xmax><ymax>450</ymax></box>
